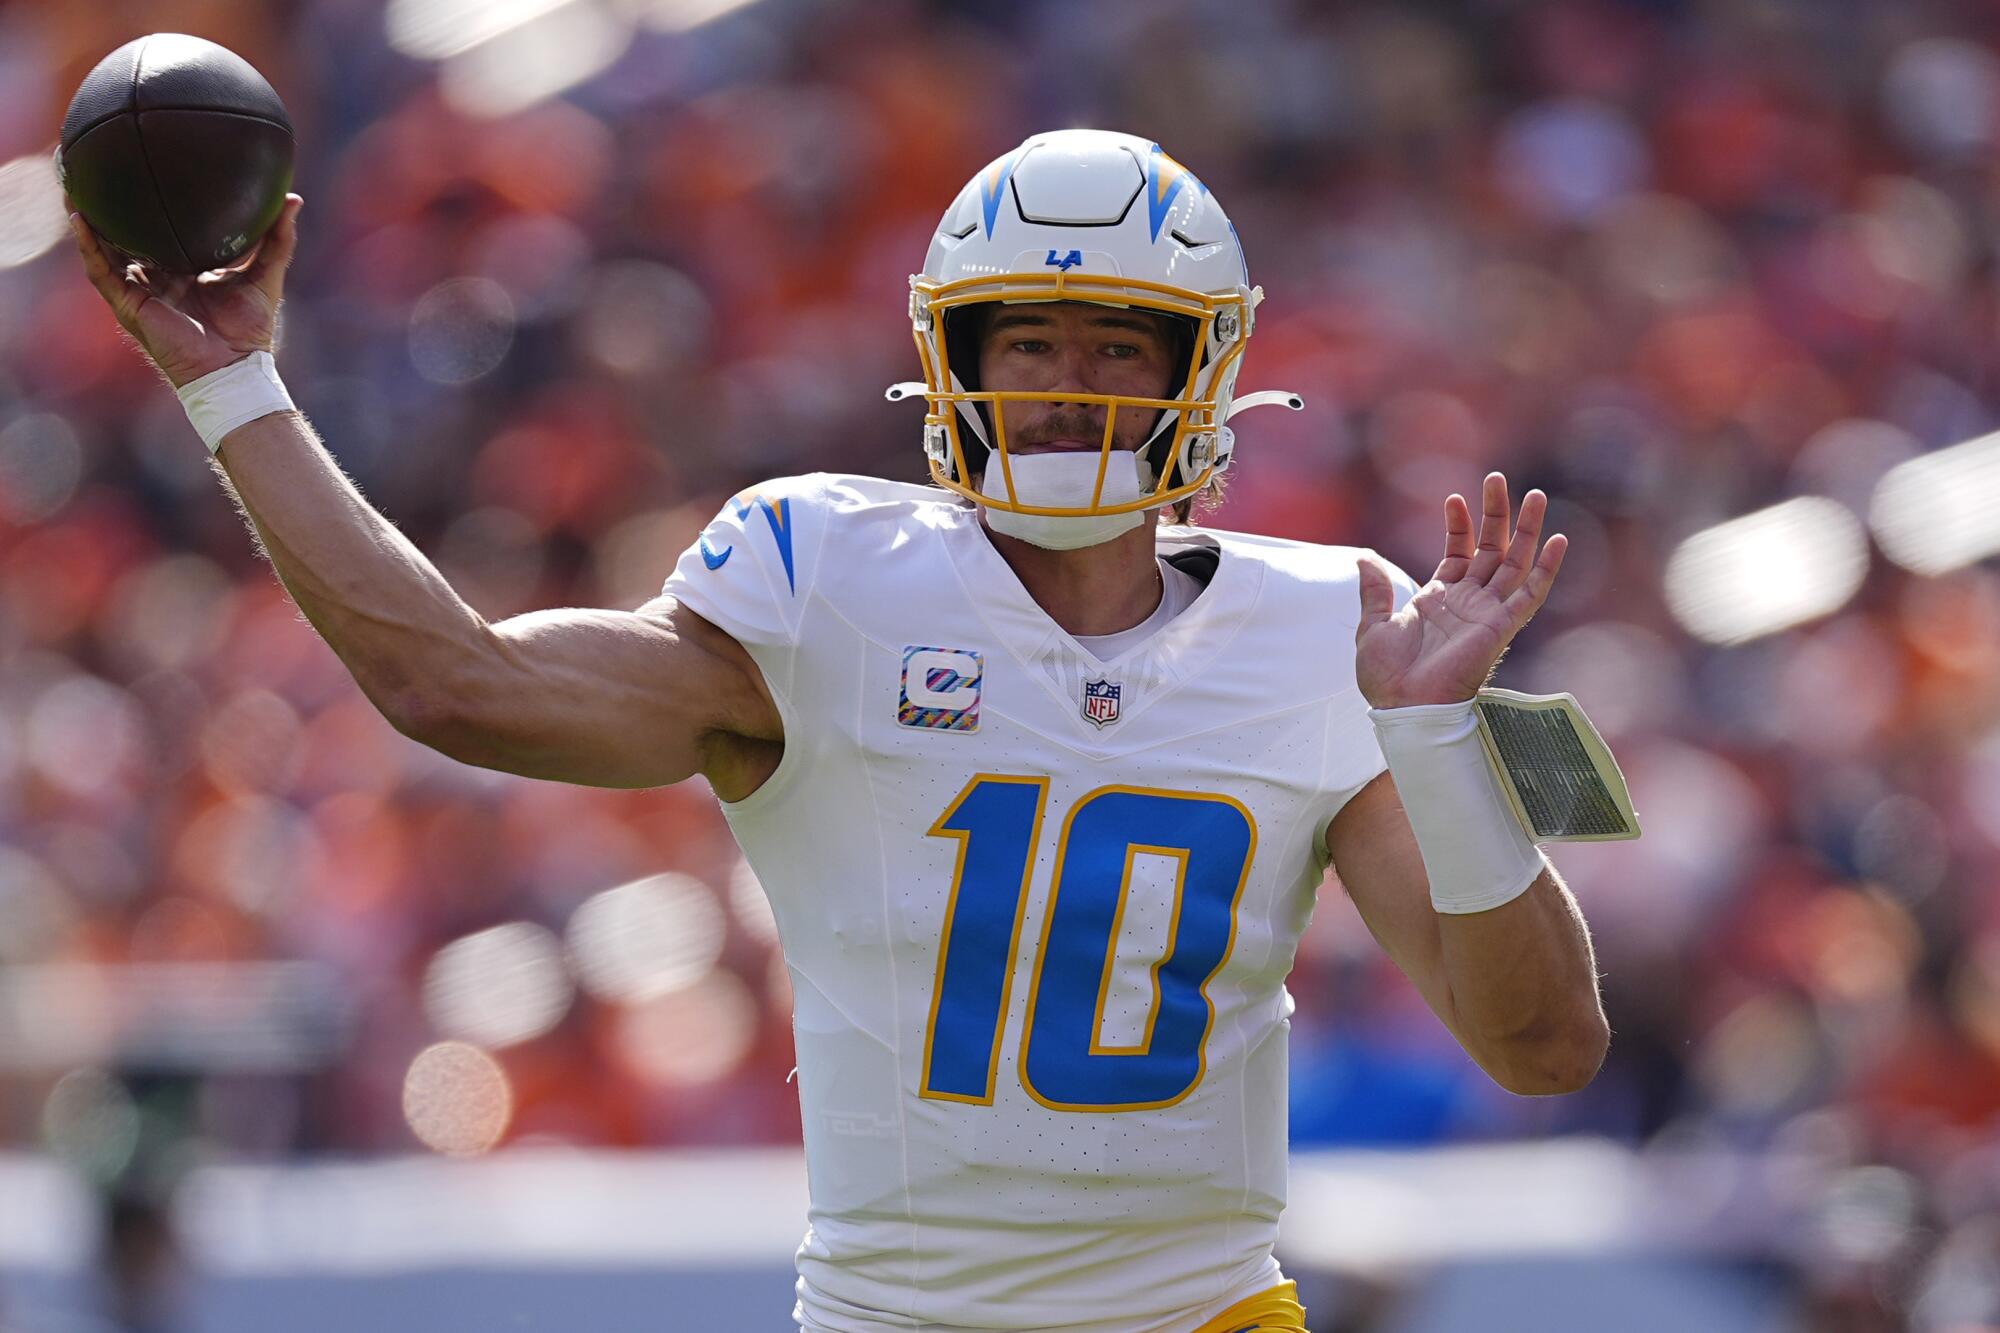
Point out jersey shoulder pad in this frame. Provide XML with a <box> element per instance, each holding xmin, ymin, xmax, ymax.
<box><xmin>652</xmin><ymin>473</ymin><xmax>959</xmax><ymax>646</ymax></box>
<box><xmin>1199</xmin><ymin>528</ymin><xmax>1422</xmax><ymax>623</ymax></box>
<box><xmin>805</xmin><ymin>472</ymin><xmax>970</xmax><ymax>561</ymax></box>
<box><xmin>653</xmin><ymin>473</ymin><xmax>835</xmax><ymax>647</ymax></box>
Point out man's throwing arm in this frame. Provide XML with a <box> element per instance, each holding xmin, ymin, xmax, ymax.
<box><xmin>69</xmin><ymin>198</ymin><xmax>778</xmax><ymax>793</ymax></box>
<box><xmin>208</xmin><ymin>410</ymin><xmax>779</xmax><ymax>790</ymax></box>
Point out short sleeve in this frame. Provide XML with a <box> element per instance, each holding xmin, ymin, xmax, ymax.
<box><xmin>643</xmin><ymin>474</ymin><xmax>828</xmax><ymax>652</ymax></box>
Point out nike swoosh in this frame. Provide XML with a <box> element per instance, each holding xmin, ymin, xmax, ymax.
<box><xmin>699</xmin><ymin>537</ymin><xmax>732</xmax><ymax>570</ymax></box>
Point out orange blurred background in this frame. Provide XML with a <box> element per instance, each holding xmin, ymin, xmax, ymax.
<box><xmin>4</xmin><ymin>1</ymin><xmax>2000</xmax><ymax>1328</ymax></box>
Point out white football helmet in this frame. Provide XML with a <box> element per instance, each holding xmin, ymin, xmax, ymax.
<box><xmin>887</xmin><ymin>129</ymin><xmax>1301</xmax><ymax>519</ymax></box>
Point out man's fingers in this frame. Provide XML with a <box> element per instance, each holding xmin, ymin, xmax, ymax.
<box><xmin>246</xmin><ymin>194</ymin><xmax>302</xmax><ymax>299</ymax></box>
<box><xmin>1357</xmin><ymin>553</ymin><xmax>1397</xmax><ymax>634</ymax></box>
<box><xmin>71</xmin><ymin>213</ymin><xmax>145</xmax><ymax>324</ymax></box>
<box><xmin>1444</xmin><ymin>492</ymin><xmax>1473</xmax><ymax>558</ymax></box>
<box><xmin>1489</xmin><ymin>488</ymin><xmax>1548</xmax><ymax>600</ymax></box>
<box><xmin>1503</xmin><ymin>533</ymin><xmax>1568</xmax><ymax>621</ymax></box>
<box><xmin>72</xmin><ymin>214</ymin><xmax>115</xmax><ymax>285</ymax></box>
<box><xmin>1434</xmin><ymin>492</ymin><xmax>1474</xmax><ymax>583</ymax></box>
<box><xmin>1466</xmin><ymin>471</ymin><xmax>1511</xmax><ymax>583</ymax></box>
<box><xmin>127</xmin><ymin>258</ymin><xmax>191</xmax><ymax>307</ymax></box>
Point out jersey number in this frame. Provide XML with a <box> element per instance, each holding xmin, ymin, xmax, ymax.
<box><xmin>920</xmin><ymin>776</ymin><xmax>1257</xmax><ymax>1112</ymax></box>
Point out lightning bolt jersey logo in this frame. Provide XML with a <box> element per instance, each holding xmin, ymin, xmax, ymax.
<box><xmin>702</xmin><ymin>492</ymin><xmax>797</xmax><ymax>592</ymax></box>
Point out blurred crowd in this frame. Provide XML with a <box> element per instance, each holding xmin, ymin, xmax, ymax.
<box><xmin>5</xmin><ymin>0</ymin><xmax>2000</xmax><ymax>1327</ymax></box>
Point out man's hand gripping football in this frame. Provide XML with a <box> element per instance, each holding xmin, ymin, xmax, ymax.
<box><xmin>70</xmin><ymin>193</ymin><xmax>304</xmax><ymax>389</ymax></box>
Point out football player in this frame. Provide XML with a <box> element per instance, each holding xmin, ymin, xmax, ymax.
<box><xmin>71</xmin><ymin>129</ymin><xmax>1607</xmax><ymax>1333</ymax></box>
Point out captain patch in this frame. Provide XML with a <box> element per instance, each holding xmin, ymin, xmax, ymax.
<box><xmin>899</xmin><ymin>647</ymin><xmax>983</xmax><ymax>732</ymax></box>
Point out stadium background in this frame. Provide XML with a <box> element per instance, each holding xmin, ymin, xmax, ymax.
<box><xmin>3</xmin><ymin>0</ymin><xmax>2000</xmax><ymax>1329</ymax></box>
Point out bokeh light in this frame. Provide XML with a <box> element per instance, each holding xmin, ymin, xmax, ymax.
<box><xmin>0</xmin><ymin>412</ymin><xmax>83</xmax><ymax>524</ymax></box>
<box><xmin>468</xmin><ymin>213</ymin><xmax>593</xmax><ymax>322</ymax></box>
<box><xmin>408</xmin><ymin>278</ymin><xmax>517</xmax><ymax>385</ymax></box>
<box><xmin>566</xmin><ymin>873</ymin><xmax>725</xmax><ymax>1004</ymax></box>
<box><xmin>401</xmin><ymin>1040</ymin><xmax>513</xmax><ymax>1156</ymax></box>
<box><xmin>1807</xmin><ymin>1165</ymin><xmax>1924</xmax><ymax>1267</ymax></box>
<box><xmin>384</xmin><ymin>0</ymin><xmax>576</xmax><ymax>59</ymax></box>
<box><xmin>0</xmin><ymin>151</ymin><xmax>66</xmax><ymax>269</ymax></box>
<box><xmin>101</xmin><ymin>555</ymin><xmax>235</xmax><ymax>674</ymax></box>
<box><xmin>40</xmin><ymin>1067</ymin><xmax>139</xmax><ymax>1181</ymax></box>
<box><xmin>0</xmin><ymin>846</ymin><xmax>76</xmax><ymax>966</ymax></box>
<box><xmin>199</xmin><ymin>689</ymin><xmax>305</xmax><ymax>797</ymax></box>
<box><xmin>24</xmin><ymin>672</ymin><xmax>149</xmax><ymax>802</ymax></box>
<box><xmin>1789</xmin><ymin>419</ymin><xmax>1920</xmax><ymax>519</ymax></box>
<box><xmin>1493</xmin><ymin>99</ymin><xmax>1647</xmax><ymax>224</ymax></box>
<box><xmin>639</xmin><ymin>0</ymin><xmax>764</xmax><ymax>32</ymax></box>
<box><xmin>1852</xmin><ymin>794</ymin><xmax>1949</xmax><ymax>902</ymax></box>
<box><xmin>1869</xmin><ymin>432</ymin><xmax>2000</xmax><ymax>575</ymax></box>
<box><xmin>571</xmin><ymin>260</ymin><xmax>713</xmax><ymax>379</ymax></box>
<box><xmin>438</xmin><ymin>2</ymin><xmax>634</xmax><ymax>118</ymax></box>
<box><xmin>1521</xmin><ymin>622</ymin><xmax>1685</xmax><ymax>739</ymax></box>
<box><xmin>614</xmin><ymin>968</ymin><xmax>757</xmax><ymax>1086</ymax></box>
<box><xmin>172</xmin><ymin>795</ymin><xmax>323</xmax><ymax>920</ymax></box>
<box><xmin>1693</xmin><ymin>992</ymin><xmax>1820</xmax><ymax>1118</ymax></box>
<box><xmin>1664</xmin><ymin>498</ymin><xmax>1869</xmax><ymax>645</ymax></box>
<box><xmin>1882</xmin><ymin>38</ymin><xmax>2000</xmax><ymax>159</ymax></box>
<box><xmin>422</xmin><ymin>922</ymin><xmax>573</xmax><ymax>1048</ymax></box>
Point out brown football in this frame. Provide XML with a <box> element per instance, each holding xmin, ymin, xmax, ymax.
<box><xmin>58</xmin><ymin>33</ymin><xmax>294</xmax><ymax>275</ymax></box>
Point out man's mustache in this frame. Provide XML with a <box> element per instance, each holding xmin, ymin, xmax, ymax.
<box><xmin>1006</xmin><ymin>404</ymin><xmax>1112</xmax><ymax>445</ymax></box>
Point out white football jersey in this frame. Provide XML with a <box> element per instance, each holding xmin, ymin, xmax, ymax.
<box><xmin>651</xmin><ymin>474</ymin><xmax>1414</xmax><ymax>1333</ymax></box>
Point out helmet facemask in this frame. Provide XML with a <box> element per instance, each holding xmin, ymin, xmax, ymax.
<box><xmin>940</xmin><ymin>300</ymin><xmax>1202</xmax><ymax>501</ymax></box>
<box><xmin>909</xmin><ymin>272</ymin><xmax>1256</xmax><ymax>520</ymax></box>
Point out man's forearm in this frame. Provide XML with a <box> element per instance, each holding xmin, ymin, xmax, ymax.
<box><xmin>1438</xmin><ymin>863</ymin><xmax>1608</xmax><ymax>1095</ymax></box>
<box><xmin>209</xmin><ymin>411</ymin><xmax>491</xmax><ymax>724</ymax></box>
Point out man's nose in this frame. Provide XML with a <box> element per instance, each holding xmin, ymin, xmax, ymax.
<box><xmin>1043</xmin><ymin>345</ymin><xmax>1099</xmax><ymax>400</ymax></box>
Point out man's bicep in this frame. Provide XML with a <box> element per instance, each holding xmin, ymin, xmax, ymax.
<box><xmin>1324</xmin><ymin>772</ymin><xmax>1462</xmax><ymax>1036</ymax></box>
<box><xmin>417</xmin><ymin>599</ymin><xmax>779</xmax><ymax>789</ymax></box>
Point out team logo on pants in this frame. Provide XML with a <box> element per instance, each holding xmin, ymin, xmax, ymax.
<box><xmin>899</xmin><ymin>646</ymin><xmax>983</xmax><ymax>732</ymax></box>
<box><xmin>1080</xmin><ymin>678</ymin><xmax>1122</xmax><ymax>727</ymax></box>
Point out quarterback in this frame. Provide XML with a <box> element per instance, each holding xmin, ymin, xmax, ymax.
<box><xmin>72</xmin><ymin>130</ymin><xmax>1608</xmax><ymax>1332</ymax></box>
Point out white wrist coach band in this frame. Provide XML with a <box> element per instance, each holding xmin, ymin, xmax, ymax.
<box><xmin>176</xmin><ymin>350</ymin><xmax>295</xmax><ymax>455</ymax></box>
<box><xmin>1369</xmin><ymin>699</ymin><xmax>1548</xmax><ymax>915</ymax></box>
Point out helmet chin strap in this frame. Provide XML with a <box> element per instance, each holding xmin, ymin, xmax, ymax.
<box><xmin>980</xmin><ymin>451</ymin><xmax>1152</xmax><ymax>550</ymax></box>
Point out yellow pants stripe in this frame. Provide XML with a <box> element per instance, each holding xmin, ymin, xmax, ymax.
<box><xmin>1186</xmin><ymin>1280</ymin><xmax>1307</xmax><ymax>1333</ymax></box>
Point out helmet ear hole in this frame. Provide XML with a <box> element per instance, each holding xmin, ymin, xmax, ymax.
<box><xmin>942</xmin><ymin>305</ymin><xmax>988</xmax><ymax>394</ymax></box>
<box><xmin>939</xmin><ymin>306</ymin><xmax>993</xmax><ymax>477</ymax></box>
<box><xmin>1141</xmin><ymin>313</ymin><xmax>1202</xmax><ymax>489</ymax></box>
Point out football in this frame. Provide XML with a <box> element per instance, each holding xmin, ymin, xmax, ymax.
<box><xmin>57</xmin><ymin>33</ymin><xmax>294</xmax><ymax>275</ymax></box>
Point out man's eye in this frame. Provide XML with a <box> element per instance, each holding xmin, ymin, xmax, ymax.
<box><xmin>1012</xmin><ymin>340</ymin><xmax>1050</xmax><ymax>354</ymax></box>
<box><xmin>1103</xmin><ymin>343</ymin><xmax>1140</xmax><ymax>358</ymax></box>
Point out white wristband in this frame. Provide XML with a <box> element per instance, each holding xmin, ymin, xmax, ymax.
<box><xmin>176</xmin><ymin>350</ymin><xmax>295</xmax><ymax>455</ymax></box>
<box><xmin>1370</xmin><ymin>700</ymin><xmax>1547</xmax><ymax>915</ymax></box>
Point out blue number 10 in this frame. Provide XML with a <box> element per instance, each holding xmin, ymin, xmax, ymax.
<box><xmin>920</xmin><ymin>776</ymin><xmax>1257</xmax><ymax>1113</ymax></box>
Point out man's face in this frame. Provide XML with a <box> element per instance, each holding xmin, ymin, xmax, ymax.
<box><xmin>974</xmin><ymin>301</ymin><xmax>1179</xmax><ymax>457</ymax></box>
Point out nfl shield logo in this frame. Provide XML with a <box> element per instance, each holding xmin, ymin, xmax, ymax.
<box><xmin>1080</xmin><ymin>678</ymin><xmax>1122</xmax><ymax>728</ymax></box>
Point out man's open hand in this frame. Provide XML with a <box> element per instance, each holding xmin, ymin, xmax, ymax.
<box><xmin>1355</xmin><ymin>471</ymin><xmax>1567</xmax><ymax>709</ymax></box>
<box><xmin>70</xmin><ymin>193</ymin><xmax>303</xmax><ymax>389</ymax></box>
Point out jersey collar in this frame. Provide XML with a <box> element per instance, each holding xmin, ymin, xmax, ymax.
<box><xmin>942</xmin><ymin>508</ymin><xmax>1264</xmax><ymax>739</ymax></box>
